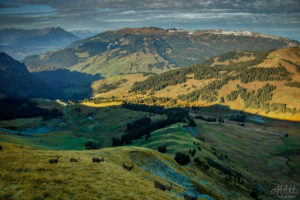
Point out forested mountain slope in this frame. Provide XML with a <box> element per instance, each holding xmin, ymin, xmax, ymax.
<box><xmin>23</xmin><ymin>27</ymin><xmax>298</xmax><ymax>77</ymax></box>
<box><xmin>92</xmin><ymin>47</ymin><xmax>300</xmax><ymax>121</ymax></box>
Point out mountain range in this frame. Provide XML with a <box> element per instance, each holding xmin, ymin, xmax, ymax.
<box><xmin>0</xmin><ymin>27</ymin><xmax>79</xmax><ymax>60</ymax></box>
<box><xmin>23</xmin><ymin>27</ymin><xmax>299</xmax><ymax>77</ymax></box>
<box><xmin>1</xmin><ymin>27</ymin><xmax>300</xmax><ymax>120</ymax></box>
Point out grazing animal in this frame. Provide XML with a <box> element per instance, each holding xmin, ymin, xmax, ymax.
<box><xmin>123</xmin><ymin>162</ymin><xmax>134</xmax><ymax>171</ymax></box>
<box><xmin>70</xmin><ymin>158</ymin><xmax>78</xmax><ymax>162</ymax></box>
<box><xmin>154</xmin><ymin>181</ymin><xmax>172</xmax><ymax>191</ymax></box>
<box><xmin>92</xmin><ymin>157</ymin><xmax>104</xmax><ymax>163</ymax></box>
<box><xmin>0</xmin><ymin>145</ymin><xmax>2</xmax><ymax>151</ymax></box>
<box><xmin>49</xmin><ymin>156</ymin><xmax>60</xmax><ymax>164</ymax></box>
<box><xmin>184</xmin><ymin>192</ymin><xmax>197</xmax><ymax>200</ymax></box>
<box><xmin>166</xmin><ymin>183</ymin><xmax>173</xmax><ymax>191</ymax></box>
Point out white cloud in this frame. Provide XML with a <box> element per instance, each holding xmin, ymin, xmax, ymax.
<box><xmin>123</xmin><ymin>10</ymin><xmax>136</xmax><ymax>14</ymax></box>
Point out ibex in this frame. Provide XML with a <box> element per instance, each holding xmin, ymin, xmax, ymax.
<box><xmin>92</xmin><ymin>157</ymin><xmax>104</xmax><ymax>163</ymax></box>
<box><xmin>122</xmin><ymin>162</ymin><xmax>134</xmax><ymax>171</ymax></box>
<box><xmin>49</xmin><ymin>156</ymin><xmax>61</xmax><ymax>164</ymax></box>
<box><xmin>70</xmin><ymin>158</ymin><xmax>78</xmax><ymax>162</ymax></box>
<box><xmin>154</xmin><ymin>180</ymin><xmax>173</xmax><ymax>191</ymax></box>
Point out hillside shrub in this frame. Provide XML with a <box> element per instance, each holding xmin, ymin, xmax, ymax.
<box><xmin>174</xmin><ymin>152</ymin><xmax>190</xmax><ymax>165</ymax></box>
<box><xmin>158</xmin><ymin>145</ymin><xmax>167</xmax><ymax>153</ymax></box>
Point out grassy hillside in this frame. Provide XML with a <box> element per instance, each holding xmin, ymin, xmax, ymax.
<box><xmin>0</xmin><ymin>143</ymin><xmax>183</xmax><ymax>200</ymax></box>
<box><xmin>2</xmin><ymin>142</ymin><xmax>250</xmax><ymax>200</ymax></box>
<box><xmin>1</xmin><ymin>101</ymin><xmax>299</xmax><ymax>199</ymax></box>
<box><xmin>0</xmin><ymin>92</ymin><xmax>299</xmax><ymax>199</ymax></box>
<box><xmin>93</xmin><ymin>47</ymin><xmax>300</xmax><ymax>121</ymax></box>
<box><xmin>23</xmin><ymin>27</ymin><xmax>298</xmax><ymax>77</ymax></box>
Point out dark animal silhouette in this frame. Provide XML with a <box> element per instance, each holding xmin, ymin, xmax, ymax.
<box><xmin>184</xmin><ymin>192</ymin><xmax>197</xmax><ymax>200</ymax></box>
<box><xmin>154</xmin><ymin>180</ymin><xmax>172</xmax><ymax>191</ymax></box>
<box><xmin>92</xmin><ymin>157</ymin><xmax>104</xmax><ymax>163</ymax></box>
<box><xmin>122</xmin><ymin>162</ymin><xmax>134</xmax><ymax>171</ymax></box>
<box><xmin>49</xmin><ymin>156</ymin><xmax>60</xmax><ymax>164</ymax></box>
<box><xmin>0</xmin><ymin>145</ymin><xmax>2</xmax><ymax>151</ymax></box>
<box><xmin>166</xmin><ymin>183</ymin><xmax>172</xmax><ymax>191</ymax></box>
<box><xmin>70</xmin><ymin>158</ymin><xmax>78</xmax><ymax>162</ymax></box>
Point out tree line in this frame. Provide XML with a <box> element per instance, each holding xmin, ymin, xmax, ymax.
<box><xmin>226</xmin><ymin>84</ymin><xmax>299</xmax><ymax>114</ymax></box>
<box><xmin>285</xmin><ymin>81</ymin><xmax>300</xmax><ymax>88</ymax></box>
<box><xmin>130</xmin><ymin>49</ymin><xmax>284</xmax><ymax>105</ymax></box>
<box><xmin>94</xmin><ymin>79</ymin><xmax>128</xmax><ymax>94</ymax></box>
<box><xmin>130</xmin><ymin>50</ymin><xmax>273</xmax><ymax>94</ymax></box>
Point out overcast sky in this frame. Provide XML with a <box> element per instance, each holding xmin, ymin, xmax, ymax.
<box><xmin>0</xmin><ymin>0</ymin><xmax>299</xmax><ymax>41</ymax></box>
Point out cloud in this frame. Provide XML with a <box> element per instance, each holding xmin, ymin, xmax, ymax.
<box><xmin>123</xmin><ymin>10</ymin><xmax>136</xmax><ymax>14</ymax></box>
<box><xmin>105</xmin><ymin>18</ymin><xmax>139</xmax><ymax>22</ymax></box>
<box><xmin>0</xmin><ymin>0</ymin><xmax>299</xmax><ymax>40</ymax></box>
<box><xmin>6</xmin><ymin>0</ymin><xmax>299</xmax><ymax>13</ymax></box>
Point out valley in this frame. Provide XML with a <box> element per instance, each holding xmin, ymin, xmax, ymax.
<box><xmin>0</xmin><ymin>26</ymin><xmax>299</xmax><ymax>200</ymax></box>
<box><xmin>0</xmin><ymin>98</ymin><xmax>299</xmax><ymax>199</ymax></box>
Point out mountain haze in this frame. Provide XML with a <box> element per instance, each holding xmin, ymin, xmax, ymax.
<box><xmin>0</xmin><ymin>27</ymin><xmax>79</xmax><ymax>60</ymax></box>
<box><xmin>23</xmin><ymin>27</ymin><xmax>299</xmax><ymax>77</ymax></box>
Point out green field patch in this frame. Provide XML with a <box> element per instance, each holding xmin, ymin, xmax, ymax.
<box><xmin>279</xmin><ymin>137</ymin><xmax>300</xmax><ymax>156</ymax></box>
<box><xmin>131</xmin><ymin>123</ymin><xmax>196</xmax><ymax>153</ymax></box>
<box><xmin>0</xmin><ymin>131</ymin><xmax>89</xmax><ymax>150</ymax></box>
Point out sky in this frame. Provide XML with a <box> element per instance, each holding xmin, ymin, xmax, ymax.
<box><xmin>0</xmin><ymin>0</ymin><xmax>299</xmax><ymax>41</ymax></box>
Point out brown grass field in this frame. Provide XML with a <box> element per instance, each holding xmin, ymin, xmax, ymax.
<box><xmin>0</xmin><ymin>142</ymin><xmax>232</xmax><ymax>200</ymax></box>
<box><xmin>0</xmin><ymin>143</ymin><xmax>182</xmax><ymax>200</ymax></box>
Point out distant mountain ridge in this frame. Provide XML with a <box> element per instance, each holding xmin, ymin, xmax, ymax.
<box><xmin>70</xmin><ymin>29</ymin><xmax>101</xmax><ymax>39</ymax></box>
<box><xmin>204</xmin><ymin>29</ymin><xmax>296</xmax><ymax>42</ymax></box>
<box><xmin>0</xmin><ymin>27</ymin><xmax>79</xmax><ymax>60</ymax></box>
<box><xmin>23</xmin><ymin>27</ymin><xmax>299</xmax><ymax>77</ymax></box>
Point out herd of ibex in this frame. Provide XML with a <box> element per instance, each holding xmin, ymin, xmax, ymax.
<box><xmin>48</xmin><ymin>156</ymin><xmax>135</xmax><ymax>171</ymax></box>
<box><xmin>0</xmin><ymin>145</ymin><xmax>193</xmax><ymax>198</ymax></box>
